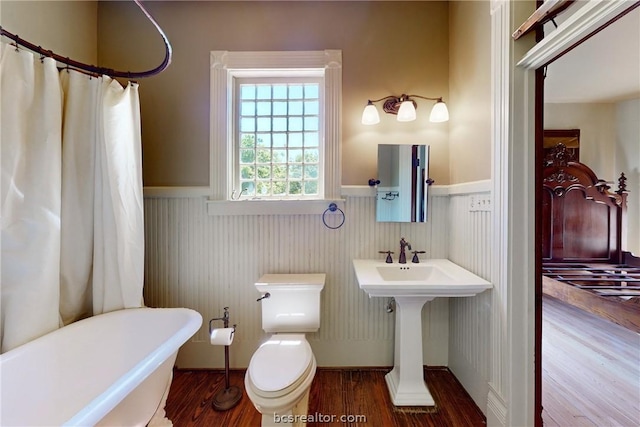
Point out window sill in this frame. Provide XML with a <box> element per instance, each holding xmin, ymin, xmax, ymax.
<box><xmin>206</xmin><ymin>199</ymin><xmax>345</xmax><ymax>216</ymax></box>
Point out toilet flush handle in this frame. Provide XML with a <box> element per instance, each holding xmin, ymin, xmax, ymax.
<box><xmin>256</xmin><ymin>292</ymin><xmax>271</xmax><ymax>302</ymax></box>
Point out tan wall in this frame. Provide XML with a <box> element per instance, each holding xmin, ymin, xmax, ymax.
<box><xmin>544</xmin><ymin>103</ymin><xmax>617</xmax><ymax>180</ymax></box>
<box><xmin>448</xmin><ymin>0</ymin><xmax>492</xmax><ymax>184</ymax></box>
<box><xmin>97</xmin><ymin>1</ymin><xmax>450</xmax><ymax>187</ymax></box>
<box><xmin>616</xmin><ymin>99</ymin><xmax>640</xmax><ymax>255</ymax></box>
<box><xmin>1</xmin><ymin>1</ymin><xmax>97</xmax><ymax>65</ymax></box>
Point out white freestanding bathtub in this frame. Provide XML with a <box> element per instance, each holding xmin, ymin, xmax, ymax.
<box><xmin>0</xmin><ymin>307</ymin><xmax>202</xmax><ymax>426</ymax></box>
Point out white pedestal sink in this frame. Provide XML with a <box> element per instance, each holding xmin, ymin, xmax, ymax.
<box><xmin>352</xmin><ymin>259</ymin><xmax>492</xmax><ymax>407</ymax></box>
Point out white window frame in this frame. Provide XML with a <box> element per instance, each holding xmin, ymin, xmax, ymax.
<box><xmin>207</xmin><ymin>50</ymin><xmax>343</xmax><ymax>216</ymax></box>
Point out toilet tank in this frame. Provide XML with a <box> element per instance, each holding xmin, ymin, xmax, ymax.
<box><xmin>255</xmin><ymin>274</ymin><xmax>326</xmax><ymax>333</ymax></box>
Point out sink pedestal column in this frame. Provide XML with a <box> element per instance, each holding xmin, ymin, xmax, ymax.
<box><xmin>385</xmin><ymin>296</ymin><xmax>435</xmax><ymax>406</ymax></box>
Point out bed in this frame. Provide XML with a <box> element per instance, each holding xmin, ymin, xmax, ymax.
<box><xmin>541</xmin><ymin>143</ymin><xmax>640</xmax><ymax>333</ymax></box>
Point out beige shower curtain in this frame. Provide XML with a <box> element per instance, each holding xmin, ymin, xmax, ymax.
<box><xmin>1</xmin><ymin>44</ymin><xmax>144</xmax><ymax>353</ymax></box>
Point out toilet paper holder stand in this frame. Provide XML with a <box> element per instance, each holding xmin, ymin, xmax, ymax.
<box><xmin>209</xmin><ymin>307</ymin><xmax>242</xmax><ymax>411</ymax></box>
<box><xmin>208</xmin><ymin>306</ymin><xmax>236</xmax><ymax>339</ymax></box>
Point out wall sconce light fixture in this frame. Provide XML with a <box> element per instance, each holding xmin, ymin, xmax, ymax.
<box><xmin>361</xmin><ymin>94</ymin><xmax>449</xmax><ymax>125</ymax></box>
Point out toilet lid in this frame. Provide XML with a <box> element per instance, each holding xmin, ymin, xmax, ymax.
<box><xmin>248</xmin><ymin>336</ymin><xmax>313</xmax><ymax>392</ymax></box>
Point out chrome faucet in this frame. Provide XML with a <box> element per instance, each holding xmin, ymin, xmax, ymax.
<box><xmin>399</xmin><ymin>237</ymin><xmax>412</xmax><ymax>264</ymax></box>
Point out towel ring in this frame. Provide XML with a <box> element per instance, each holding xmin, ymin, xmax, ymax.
<box><xmin>322</xmin><ymin>202</ymin><xmax>345</xmax><ymax>229</ymax></box>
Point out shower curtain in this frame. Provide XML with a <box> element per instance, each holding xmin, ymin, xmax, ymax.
<box><xmin>1</xmin><ymin>45</ymin><xmax>144</xmax><ymax>353</ymax></box>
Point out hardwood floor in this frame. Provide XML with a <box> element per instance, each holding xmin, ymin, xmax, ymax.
<box><xmin>165</xmin><ymin>367</ymin><xmax>486</xmax><ymax>426</ymax></box>
<box><xmin>542</xmin><ymin>296</ymin><xmax>640</xmax><ymax>426</ymax></box>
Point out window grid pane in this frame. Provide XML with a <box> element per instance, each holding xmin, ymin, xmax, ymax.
<box><xmin>238</xmin><ymin>82</ymin><xmax>321</xmax><ymax>198</ymax></box>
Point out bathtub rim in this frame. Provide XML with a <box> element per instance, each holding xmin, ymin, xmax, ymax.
<box><xmin>69</xmin><ymin>307</ymin><xmax>202</xmax><ymax>426</ymax></box>
<box><xmin>0</xmin><ymin>306</ymin><xmax>202</xmax><ymax>427</ymax></box>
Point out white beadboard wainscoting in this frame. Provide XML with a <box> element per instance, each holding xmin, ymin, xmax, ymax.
<box><xmin>446</xmin><ymin>186</ymin><xmax>493</xmax><ymax>412</ymax></box>
<box><xmin>142</xmin><ymin>182</ymin><xmax>492</xmax><ymax>392</ymax></box>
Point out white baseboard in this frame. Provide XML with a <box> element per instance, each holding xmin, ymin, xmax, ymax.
<box><xmin>486</xmin><ymin>384</ymin><xmax>507</xmax><ymax>427</ymax></box>
<box><xmin>176</xmin><ymin>339</ymin><xmax>395</xmax><ymax>369</ymax></box>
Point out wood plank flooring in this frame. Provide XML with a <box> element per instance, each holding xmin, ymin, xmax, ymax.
<box><xmin>542</xmin><ymin>274</ymin><xmax>640</xmax><ymax>333</ymax></box>
<box><xmin>165</xmin><ymin>367</ymin><xmax>486</xmax><ymax>426</ymax></box>
<box><xmin>542</xmin><ymin>296</ymin><xmax>640</xmax><ymax>426</ymax></box>
<box><xmin>166</xmin><ymin>298</ymin><xmax>640</xmax><ymax>426</ymax></box>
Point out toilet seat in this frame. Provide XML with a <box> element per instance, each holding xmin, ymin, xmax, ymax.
<box><xmin>245</xmin><ymin>351</ymin><xmax>317</xmax><ymax>416</ymax></box>
<box><xmin>248</xmin><ymin>334</ymin><xmax>313</xmax><ymax>396</ymax></box>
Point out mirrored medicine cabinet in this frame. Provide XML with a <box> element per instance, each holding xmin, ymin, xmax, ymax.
<box><xmin>375</xmin><ymin>144</ymin><xmax>430</xmax><ymax>223</ymax></box>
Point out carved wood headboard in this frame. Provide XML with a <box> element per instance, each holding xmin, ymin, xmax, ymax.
<box><xmin>542</xmin><ymin>144</ymin><xmax>628</xmax><ymax>264</ymax></box>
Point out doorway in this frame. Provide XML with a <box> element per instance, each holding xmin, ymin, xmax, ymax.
<box><xmin>533</xmin><ymin>3</ymin><xmax>640</xmax><ymax>425</ymax></box>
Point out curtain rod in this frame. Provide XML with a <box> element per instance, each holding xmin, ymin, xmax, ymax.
<box><xmin>512</xmin><ymin>0</ymin><xmax>575</xmax><ymax>40</ymax></box>
<box><xmin>0</xmin><ymin>0</ymin><xmax>171</xmax><ymax>79</ymax></box>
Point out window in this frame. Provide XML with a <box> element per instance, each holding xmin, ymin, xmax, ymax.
<box><xmin>208</xmin><ymin>50</ymin><xmax>342</xmax><ymax>215</ymax></box>
<box><xmin>235</xmin><ymin>78</ymin><xmax>323</xmax><ymax>199</ymax></box>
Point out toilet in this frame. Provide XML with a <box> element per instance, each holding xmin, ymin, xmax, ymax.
<box><xmin>245</xmin><ymin>273</ymin><xmax>325</xmax><ymax>427</ymax></box>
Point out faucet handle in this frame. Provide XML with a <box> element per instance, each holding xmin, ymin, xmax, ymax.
<box><xmin>411</xmin><ymin>250</ymin><xmax>426</xmax><ymax>263</ymax></box>
<box><xmin>378</xmin><ymin>250</ymin><xmax>394</xmax><ymax>263</ymax></box>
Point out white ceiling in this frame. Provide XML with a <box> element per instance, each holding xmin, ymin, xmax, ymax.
<box><xmin>544</xmin><ymin>5</ymin><xmax>640</xmax><ymax>103</ymax></box>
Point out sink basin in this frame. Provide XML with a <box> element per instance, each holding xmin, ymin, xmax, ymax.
<box><xmin>352</xmin><ymin>258</ymin><xmax>492</xmax><ymax>407</ymax></box>
<box><xmin>376</xmin><ymin>264</ymin><xmax>452</xmax><ymax>282</ymax></box>
<box><xmin>353</xmin><ymin>259</ymin><xmax>492</xmax><ymax>298</ymax></box>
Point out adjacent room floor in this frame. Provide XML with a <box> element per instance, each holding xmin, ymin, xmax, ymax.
<box><xmin>165</xmin><ymin>367</ymin><xmax>485</xmax><ymax>426</ymax></box>
<box><xmin>542</xmin><ymin>296</ymin><xmax>640</xmax><ymax>426</ymax></box>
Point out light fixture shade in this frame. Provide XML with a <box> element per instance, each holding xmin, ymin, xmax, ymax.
<box><xmin>396</xmin><ymin>100</ymin><xmax>417</xmax><ymax>122</ymax></box>
<box><xmin>429</xmin><ymin>100</ymin><xmax>449</xmax><ymax>123</ymax></box>
<box><xmin>361</xmin><ymin>102</ymin><xmax>380</xmax><ymax>125</ymax></box>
